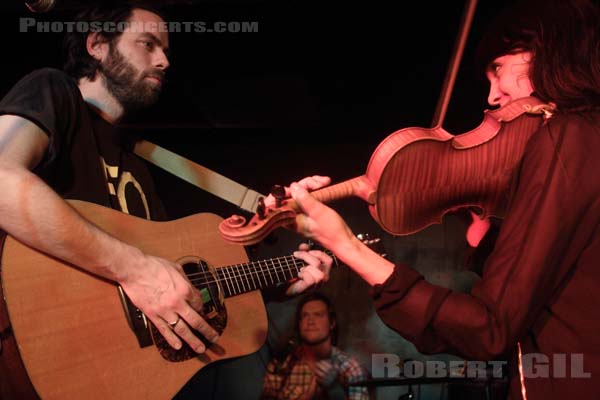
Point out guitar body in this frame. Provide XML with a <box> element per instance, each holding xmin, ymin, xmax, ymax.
<box><xmin>0</xmin><ymin>200</ymin><xmax>267</xmax><ymax>399</ymax></box>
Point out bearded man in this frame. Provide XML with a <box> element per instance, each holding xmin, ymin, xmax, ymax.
<box><xmin>0</xmin><ymin>2</ymin><xmax>331</xmax><ymax>398</ymax></box>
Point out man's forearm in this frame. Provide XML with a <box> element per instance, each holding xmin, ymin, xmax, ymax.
<box><xmin>0</xmin><ymin>166</ymin><xmax>143</xmax><ymax>283</ymax></box>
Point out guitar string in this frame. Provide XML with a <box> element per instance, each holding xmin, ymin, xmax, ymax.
<box><xmin>187</xmin><ymin>266</ymin><xmax>304</xmax><ymax>286</ymax></box>
<box><xmin>184</xmin><ymin>255</ymin><xmax>304</xmax><ymax>279</ymax></box>
<box><xmin>183</xmin><ymin>253</ymin><xmax>340</xmax><ymax>290</ymax></box>
<box><xmin>185</xmin><ymin>252</ymin><xmax>340</xmax><ymax>280</ymax></box>
<box><xmin>184</xmin><ymin>255</ymin><xmax>302</xmax><ymax>276</ymax></box>
<box><xmin>186</xmin><ymin>256</ymin><xmax>308</xmax><ymax>287</ymax></box>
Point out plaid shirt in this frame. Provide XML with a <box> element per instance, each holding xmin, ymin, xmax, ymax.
<box><xmin>261</xmin><ymin>345</ymin><xmax>370</xmax><ymax>400</ymax></box>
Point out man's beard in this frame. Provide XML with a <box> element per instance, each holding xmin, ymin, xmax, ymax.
<box><xmin>100</xmin><ymin>44</ymin><xmax>164</xmax><ymax>113</ymax></box>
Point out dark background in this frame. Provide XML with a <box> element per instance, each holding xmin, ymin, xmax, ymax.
<box><xmin>1</xmin><ymin>1</ymin><xmax>517</xmax><ymax>398</ymax></box>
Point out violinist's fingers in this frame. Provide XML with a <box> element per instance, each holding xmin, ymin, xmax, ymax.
<box><xmin>291</xmin><ymin>183</ymin><xmax>356</xmax><ymax>250</ymax></box>
<box><xmin>290</xmin><ymin>183</ymin><xmax>321</xmax><ymax>216</ymax></box>
<box><xmin>290</xmin><ymin>184</ymin><xmax>330</xmax><ymax>239</ymax></box>
<box><xmin>295</xmin><ymin>175</ymin><xmax>331</xmax><ymax>192</ymax></box>
<box><xmin>264</xmin><ymin>176</ymin><xmax>330</xmax><ymax>209</ymax></box>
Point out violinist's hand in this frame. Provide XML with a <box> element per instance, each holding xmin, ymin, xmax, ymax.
<box><xmin>466</xmin><ymin>210</ymin><xmax>491</xmax><ymax>247</ymax></box>
<box><xmin>290</xmin><ymin>182</ymin><xmax>395</xmax><ymax>286</ymax></box>
<box><xmin>286</xmin><ymin>243</ymin><xmax>333</xmax><ymax>296</ymax></box>
<box><xmin>264</xmin><ymin>175</ymin><xmax>331</xmax><ymax>208</ymax></box>
<box><xmin>289</xmin><ymin>182</ymin><xmax>355</xmax><ymax>253</ymax></box>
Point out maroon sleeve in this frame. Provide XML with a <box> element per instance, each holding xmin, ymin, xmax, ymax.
<box><xmin>371</xmin><ymin>112</ymin><xmax>600</xmax><ymax>360</ymax></box>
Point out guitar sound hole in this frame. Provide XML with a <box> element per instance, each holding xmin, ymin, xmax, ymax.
<box><xmin>182</xmin><ymin>260</ymin><xmax>227</xmax><ymax>335</ymax></box>
<box><xmin>151</xmin><ymin>259</ymin><xmax>228</xmax><ymax>362</ymax></box>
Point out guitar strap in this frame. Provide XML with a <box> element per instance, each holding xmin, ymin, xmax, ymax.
<box><xmin>133</xmin><ymin>140</ymin><xmax>265</xmax><ymax>213</ymax></box>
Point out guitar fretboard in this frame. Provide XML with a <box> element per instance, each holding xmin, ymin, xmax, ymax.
<box><xmin>189</xmin><ymin>252</ymin><xmax>337</xmax><ymax>298</ymax></box>
<box><xmin>186</xmin><ymin>235</ymin><xmax>383</xmax><ymax>298</ymax></box>
<box><xmin>218</xmin><ymin>256</ymin><xmax>303</xmax><ymax>297</ymax></box>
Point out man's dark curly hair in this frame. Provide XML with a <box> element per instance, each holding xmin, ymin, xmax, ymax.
<box><xmin>62</xmin><ymin>1</ymin><xmax>165</xmax><ymax>81</ymax></box>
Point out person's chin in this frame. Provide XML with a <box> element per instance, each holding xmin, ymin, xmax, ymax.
<box><xmin>303</xmin><ymin>335</ymin><xmax>327</xmax><ymax>345</ymax></box>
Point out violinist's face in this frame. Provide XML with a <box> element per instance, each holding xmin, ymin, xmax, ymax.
<box><xmin>486</xmin><ymin>52</ymin><xmax>534</xmax><ymax>107</ymax></box>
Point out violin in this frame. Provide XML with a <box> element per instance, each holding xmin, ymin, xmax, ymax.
<box><xmin>218</xmin><ymin>96</ymin><xmax>555</xmax><ymax>246</ymax></box>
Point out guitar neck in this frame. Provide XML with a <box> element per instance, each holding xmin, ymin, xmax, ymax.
<box><xmin>192</xmin><ymin>252</ymin><xmax>338</xmax><ymax>298</ymax></box>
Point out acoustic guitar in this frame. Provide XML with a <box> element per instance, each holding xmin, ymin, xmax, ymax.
<box><xmin>0</xmin><ymin>200</ymin><xmax>383</xmax><ymax>399</ymax></box>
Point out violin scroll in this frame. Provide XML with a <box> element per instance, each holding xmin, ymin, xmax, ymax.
<box><xmin>219</xmin><ymin>176</ymin><xmax>376</xmax><ymax>245</ymax></box>
<box><xmin>219</xmin><ymin>202</ymin><xmax>298</xmax><ymax>245</ymax></box>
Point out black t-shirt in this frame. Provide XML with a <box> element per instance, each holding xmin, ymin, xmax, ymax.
<box><xmin>0</xmin><ymin>68</ymin><xmax>166</xmax><ymax>220</ymax></box>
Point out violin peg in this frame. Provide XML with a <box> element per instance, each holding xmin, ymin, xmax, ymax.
<box><xmin>256</xmin><ymin>197</ymin><xmax>266</xmax><ymax>220</ymax></box>
<box><xmin>270</xmin><ymin>185</ymin><xmax>286</xmax><ymax>208</ymax></box>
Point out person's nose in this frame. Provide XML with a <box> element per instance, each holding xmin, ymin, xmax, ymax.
<box><xmin>487</xmin><ymin>79</ymin><xmax>502</xmax><ymax>106</ymax></box>
<box><xmin>154</xmin><ymin>48</ymin><xmax>170</xmax><ymax>71</ymax></box>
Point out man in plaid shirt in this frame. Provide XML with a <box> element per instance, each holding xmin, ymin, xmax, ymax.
<box><xmin>261</xmin><ymin>293</ymin><xmax>370</xmax><ymax>399</ymax></box>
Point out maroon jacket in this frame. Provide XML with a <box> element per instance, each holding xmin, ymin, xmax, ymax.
<box><xmin>371</xmin><ymin>111</ymin><xmax>600</xmax><ymax>399</ymax></box>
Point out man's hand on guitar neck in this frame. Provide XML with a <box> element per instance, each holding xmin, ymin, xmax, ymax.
<box><xmin>285</xmin><ymin>243</ymin><xmax>333</xmax><ymax>296</ymax></box>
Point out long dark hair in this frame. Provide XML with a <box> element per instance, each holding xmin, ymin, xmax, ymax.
<box><xmin>62</xmin><ymin>1</ymin><xmax>165</xmax><ymax>81</ymax></box>
<box><xmin>476</xmin><ymin>0</ymin><xmax>600</xmax><ymax>111</ymax></box>
<box><xmin>294</xmin><ymin>292</ymin><xmax>339</xmax><ymax>346</ymax></box>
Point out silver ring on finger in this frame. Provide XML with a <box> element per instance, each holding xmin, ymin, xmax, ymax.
<box><xmin>168</xmin><ymin>315</ymin><xmax>180</xmax><ymax>329</ymax></box>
